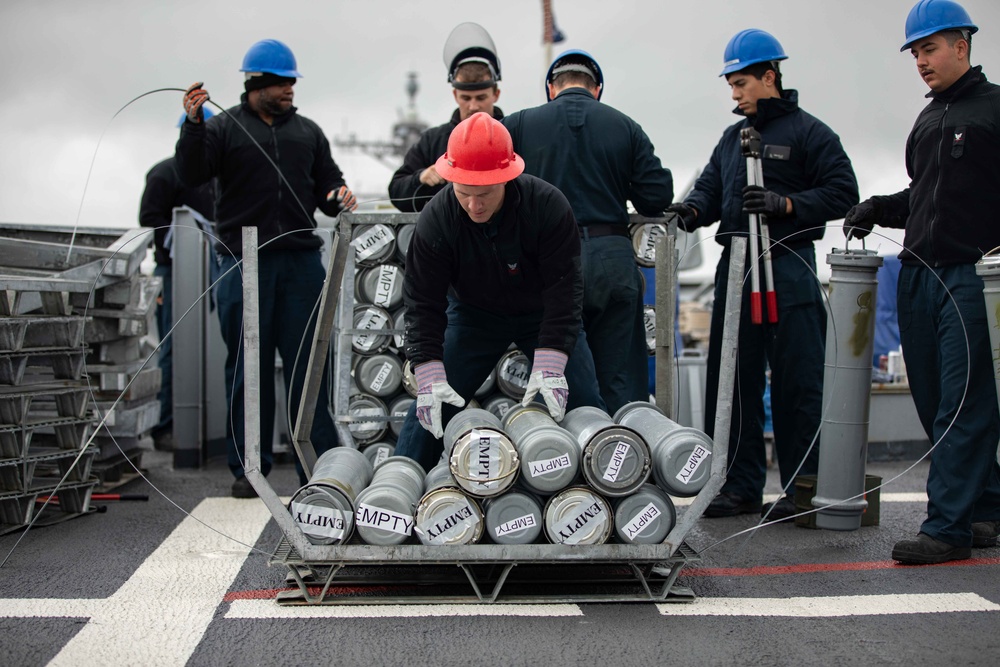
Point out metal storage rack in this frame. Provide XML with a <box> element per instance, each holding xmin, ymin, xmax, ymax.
<box><xmin>248</xmin><ymin>217</ymin><xmax>746</xmax><ymax>604</ymax></box>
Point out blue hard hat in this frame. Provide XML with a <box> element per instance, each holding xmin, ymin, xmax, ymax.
<box><xmin>900</xmin><ymin>0</ymin><xmax>978</xmax><ymax>51</ymax></box>
<box><xmin>720</xmin><ymin>29</ymin><xmax>788</xmax><ymax>76</ymax></box>
<box><xmin>239</xmin><ymin>39</ymin><xmax>302</xmax><ymax>78</ymax></box>
<box><xmin>176</xmin><ymin>106</ymin><xmax>214</xmax><ymax>128</ymax></box>
<box><xmin>546</xmin><ymin>49</ymin><xmax>603</xmax><ymax>101</ymax></box>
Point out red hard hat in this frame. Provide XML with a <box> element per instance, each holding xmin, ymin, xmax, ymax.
<box><xmin>435</xmin><ymin>112</ymin><xmax>524</xmax><ymax>186</ymax></box>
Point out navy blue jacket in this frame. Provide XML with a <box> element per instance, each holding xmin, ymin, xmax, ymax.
<box><xmin>402</xmin><ymin>175</ymin><xmax>583</xmax><ymax>364</ymax></box>
<box><xmin>175</xmin><ymin>95</ymin><xmax>347</xmax><ymax>256</ymax></box>
<box><xmin>503</xmin><ymin>87</ymin><xmax>673</xmax><ymax>224</ymax></box>
<box><xmin>138</xmin><ymin>157</ymin><xmax>214</xmax><ymax>266</ymax></box>
<box><xmin>685</xmin><ymin>91</ymin><xmax>858</xmax><ymax>251</ymax></box>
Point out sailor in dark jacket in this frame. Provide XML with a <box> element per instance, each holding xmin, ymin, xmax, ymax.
<box><xmin>394</xmin><ymin>112</ymin><xmax>604</xmax><ymax>471</ymax></box>
<box><xmin>176</xmin><ymin>39</ymin><xmax>357</xmax><ymax>497</ymax></box>
<box><xmin>503</xmin><ymin>49</ymin><xmax>673</xmax><ymax>414</ymax></box>
<box><xmin>388</xmin><ymin>22</ymin><xmax>504</xmax><ymax>212</ymax></box>
<box><xmin>670</xmin><ymin>29</ymin><xmax>859</xmax><ymax>519</ymax></box>
<box><xmin>845</xmin><ymin>0</ymin><xmax>1000</xmax><ymax>564</ymax></box>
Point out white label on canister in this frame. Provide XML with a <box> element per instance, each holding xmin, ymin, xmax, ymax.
<box><xmin>354</xmin><ymin>224</ymin><xmax>392</xmax><ymax>262</ymax></box>
<box><xmin>495</xmin><ymin>402</ymin><xmax>512</xmax><ymax>418</ymax></box>
<box><xmin>495</xmin><ymin>512</ymin><xmax>536</xmax><ymax>538</ymax></box>
<box><xmin>372</xmin><ymin>445</ymin><xmax>391</xmax><ymax>467</ymax></box>
<box><xmin>369</xmin><ymin>361</ymin><xmax>394</xmax><ymax>393</ymax></box>
<box><xmin>503</xmin><ymin>359</ymin><xmax>530</xmax><ymax>389</ymax></box>
<box><xmin>552</xmin><ymin>500</ymin><xmax>607</xmax><ymax>545</ymax></box>
<box><xmin>622</xmin><ymin>502</ymin><xmax>662</xmax><ymax>542</ymax></box>
<box><xmin>353</xmin><ymin>307</ymin><xmax>389</xmax><ymax>352</ymax></box>
<box><xmin>290</xmin><ymin>501</ymin><xmax>346</xmax><ymax>540</ymax></box>
<box><xmin>469</xmin><ymin>429</ymin><xmax>502</xmax><ymax>490</ymax></box>
<box><xmin>602</xmin><ymin>441</ymin><xmax>631</xmax><ymax>483</ymax></box>
<box><xmin>675</xmin><ymin>444</ymin><xmax>711</xmax><ymax>485</ymax></box>
<box><xmin>356</xmin><ymin>503</ymin><xmax>414</xmax><ymax>536</ymax></box>
<box><xmin>529</xmin><ymin>453</ymin><xmax>572</xmax><ymax>478</ymax></box>
<box><xmin>349</xmin><ymin>407</ymin><xmax>382</xmax><ymax>434</ymax></box>
<box><xmin>640</xmin><ymin>224</ymin><xmax>664</xmax><ymax>262</ymax></box>
<box><xmin>418</xmin><ymin>497</ymin><xmax>478</xmax><ymax>545</ymax></box>
<box><xmin>374</xmin><ymin>265</ymin><xmax>398</xmax><ymax>307</ymax></box>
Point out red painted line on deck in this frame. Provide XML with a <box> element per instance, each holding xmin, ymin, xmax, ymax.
<box><xmin>682</xmin><ymin>556</ymin><xmax>1000</xmax><ymax>577</ymax></box>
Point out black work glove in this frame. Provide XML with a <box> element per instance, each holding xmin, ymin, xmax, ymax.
<box><xmin>742</xmin><ymin>185</ymin><xmax>788</xmax><ymax>218</ymax></box>
<box><xmin>843</xmin><ymin>198</ymin><xmax>880</xmax><ymax>240</ymax></box>
<box><xmin>667</xmin><ymin>202</ymin><xmax>698</xmax><ymax>231</ymax></box>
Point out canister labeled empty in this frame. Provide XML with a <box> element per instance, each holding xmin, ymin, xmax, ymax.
<box><xmin>391</xmin><ymin>306</ymin><xmax>407</xmax><ymax>350</ymax></box>
<box><xmin>414</xmin><ymin>462</ymin><xmax>484</xmax><ymax>545</ymax></box>
<box><xmin>394</xmin><ymin>222</ymin><xmax>415</xmax><ymax>266</ymax></box>
<box><xmin>613</xmin><ymin>401</ymin><xmax>713</xmax><ymax>497</ymax></box>
<box><xmin>543</xmin><ymin>486</ymin><xmax>612</xmax><ymax>545</ymax></box>
<box><xmin>483</xmin><ymin>488</ymin><xmax>543</xmax><ymax>545</ymax></box>
<box><xmin>444</xmin><ymin>408</ymin><xmax>519</xmax><ymax>497</ymax></box>
<box><xmin>387</xmin><ymin>394</ymin><xmax>414</xmax><ymax>438</ymax></box>
<box><xmin>348</xmin><ymin>393</ymin><xmax>389</xmax><ymax>445</ymax></box>
<box><xmin>288</xmin><ymin>447</ymin><xmax>374</xmax><ymax>545</ymax></box>
<box><xmin>355</xmin><ymin>263</ymin><xmax>404</xmax><ymax>310</ymax></box>
<box><xmin>643</xmin><ymin>305</ymin><xmax>656</xmax><ymax>355</ymax></box>
<box><xmin>502</xmin><ymin>403</ymin><xmax>580</xmax><ymax>494</ymax></box>
<box><xmin>630</xmin><ymin>222</ymin><xmax>668</xmax><ymax>268</ymax></box>
<box><xmin>353</xmin><ymin>352</ymin><xmax>403</xmax><ymax>398</ymax></box>
<box><xmin>354</xmin><ymin>456</ymin><xmax>425</xmax><ymax>545</ymax></box>
<box><xmin>613</xmin><ymin>484</ymin><xmax>676</xmax><ymax>544</ymax></box>
<box><xmin>482</xmin><ymin>393</ymin><xmax>519</xmax><ymax>422</ymax></box>
<box><xmin>401</xmin><ymin>359</ymin><xmax>418</xmax><ymax>398</ymax></box>
<box><xmin>495</xmin><ymin>349</ymin><xmax>530</xmax><ymax>399</ymax></box>
<box><xmin>561</xmin><ymin>406</ymin><xmax>651</xmax><ymax>497</ymax></box>
<box><xmin>352</xmin><ymin>305</ymin><xmax>394</xmax><ymax>356</ymax></box>
<box><xmin>352</xmin><ymin>223</ymin><xmax>396</xmax><ymax>267</ymax></box>
<box><xmin>362</xmin><ymin>441</ymin><xmax>395</xmax><ymax>468</ymax></box>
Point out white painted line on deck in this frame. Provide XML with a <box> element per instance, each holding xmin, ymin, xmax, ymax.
<box><xmin>672</xmin><ymin>492</ymin><xmax>927</xmax><ymax>506</ymax></box>
<box><xmin>227</xmin><ymin>600</ymin><xmax>583</xmax><ymax>618</ymax></box>
<box><xmin>657</xmin><ymin>592</ymin><xmax>1000</xmax><ymax>617</ymax></box>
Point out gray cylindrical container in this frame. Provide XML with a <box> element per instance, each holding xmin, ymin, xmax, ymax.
<box><xmin>401</xmin><ymin>359</ymin><xmax>418</xmax><ymax>398</ymax></box>
<box><xmin>482</xmin><ymin>393</ymin><xmax>519</xmax><ymax>422</ymax></box>
<box><xmin>352</xmin><ymin>222</ymin><xmax>396</xmax><ymax>267</ymax></box>
<box><xmin>362</xmin><ymin>441</ymin><xmax>395</xmax><ymax>468</ymax></box>
<box><xmin>354</xmin><ymin>456</ymin><xmax>424</xmax><ymax>545</ymax></box>
<box><xmin>643</xmin><ymin>305</ymin><xmax>656</xmax><ymax>356</ymax></box>
<box><xmin>444</xmin><ymin>408</ymin><xmax>519</xmax><ymax>497</ymax></box>
<box><xmin>474</xmin><ymin>369</ymin><xmax>497</xmax><ymax>399</ymax></box>
<box><xmin>391</xmin><ymin>306</ymin><xmax>407</xmax><ymax>350</ymax></box>
<box><xmin>502</xmin><ymin>403</ymin><xmax>580</xmax><ymax>494</ymax></box>
<box><xmin>354</xmin><ymin>263</ymin><xmax>404</xmax><ymax>310</ymax></box>
<box><xmin>483</xmin><ymin>489</ymin><xmax>543</xmax><ymax>545</ymax></box>
<box><xmin>976</xmin><ymin>254</ymin><xmax>1000</xmax><ymax>421</ymax></box>
<box><xmin>387</xmin><ymin>394</ymin><xmax>415</xmax><ymax>438</ymax></box>
<box><xmin>395</xmin><ymin>222</ymin><xmax>415</xmax><ymax>266</ymax></box>
<box><xmin>414</xmin><ymin>462</ymin><xmax>484</xmax><ymax>545</ymax></box>
<box><xmin>561</xmin><ymin>406</ymin><xmax>652</xmax><ymax>497</ymax></box>
<box><xmin>630</xmin><ymin>222</ymin><xmax>668</xmax><ymax>268</ymax></box>
<box><xmin>348</xmin><ymin>393</ymin><xmax>389</xmax><ymax>446</ymax></box>
<box><xmin>353</xmin><ymin>353</ymin><xmax>403</xmax><ymax>398</ymax></box>
<box><xmin>813</xmin><ymin>249</ymin><xmax>883</xmax><ymax>531</ymax></box>
<box><xmin>288</xmin><ymin>447</ymin><xmax>374</xmax><ymax>545</ymax></box>
<box><xmin>543</xmin><ymin>486</ymin><xmax>613</xmax><ymax>545</ymax></box>
<box><xmin>613</xmin><ymin>484</ymin><xmax>676</xmax><ymax>544</ymax></box>
<box><xmin>613</xmin><ymin>401</ymin><xmax>713</xmax><ymax>497</ymax></box>
<box><xmin>352</xmin><ymin>305</ymin><xmax>394</xmax><ymax>356</ymax></box>
<box><xmin>495</xmin><ymin>349</ymin><xmax>530</xmax><ymax>399</ymax></box>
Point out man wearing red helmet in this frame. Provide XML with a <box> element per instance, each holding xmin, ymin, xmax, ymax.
<box><xmin>394</xmin><ymin>112</ymin><xmax>605</xmax><ymax>470</ymax></box>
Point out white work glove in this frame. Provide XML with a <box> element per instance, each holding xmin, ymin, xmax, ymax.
<box><xmin>414</xmin><ymin>360</ymin><xmax>465</xmax><ymax>439</ymax></box>
<box><xmin>327</xmin><ymin>185</ymin><xmax>358</xmax><ymax>213</ymax></box>
<box><xmin>183</xmin><ymin>82</ymin><xmax>209</xmax><ymax>123</ymax></box>
<box><xmin>522</xmin><ymin>348</ymin><xmax>569</xmax><ymax>422</ymax></box>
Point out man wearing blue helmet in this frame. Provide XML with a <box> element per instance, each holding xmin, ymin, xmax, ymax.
<box><xmin>503</xmin><ymin>49</ymin><xmax>673</xmax><ymax>414</ymax></box>
<box><xmin>845</xmin><ymin>0</ymin><xmax>1000</xmax><ymax>564</ymax></box>
<box><xmin>176</xmin><ymin>39</ymin><xmax>357</xmax><ymax>498</ymax></box>
<box><xmin>670</xmin><ymin>29</ymin><xmax>858</xmax><ymax>519</ymax></box>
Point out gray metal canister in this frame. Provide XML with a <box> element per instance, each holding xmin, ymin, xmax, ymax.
<box><xmin>387</xmin><ymin>394</ymin><xmax>414</xmax><ymax>438</ymax></box>
<box><xmin>348</xmin><ymin>393</ymin><xmax>389</xmax><ymax>446</ymax></box>
<box><xmin>483</xmin><ymin>489</ymin><xmax>543</xmax><ymax>545</ymax></box>
<box><xmin>352</xmin><ymin>223</ymin><xmax>396</xmax><ymax>267</ymax></box>
<box><xmin>354</xmin><ymin>263</ymin><xmax>404</xmax><ymax>310</ymax></box>
<box><xmin>561</xmin><ymin>406</ymin><xmax>652</xmax><ymax>497</ymax></box>
<box><xmin>444</xmin><ymin>408</ymin><xmax>520</xmax><ymax>497</ymax></box>
<box><xmin>495</xmin><ymin>349</ymin><xmax>530</xmax><ymax>399</ymax></box>
<box><xmin>394</xmin><ymin>223</ymin><xmax>415</xmax><ymax>265</ymax></box>
<box><xmin>976</xmin><ymin>254</ymin><xmax>1000</xmax><ymax>420</ymax></box>
<box><xmin>401</xmin><ymin>359</ymin><xmax>418</xmax><ymax>398</ymax></box>
<box><xmin>352</xmin><ymin>305</ymin><xmax>394</xmax><ymax>356</ymax></box>
<box><xmin>630</xmin><ymin>222</ymin><xmax>668</xmax><ymax>268</ymax></box>
<box><xmin>813</xmin><ymin>249</ymin><xmax>883</xmax><ymax>531</ymax></box>
<box><xmin>643</xmin><ymin>305</ymin><xmax>656</xmax><ymax>355</ymax></box>
<box><xmin>391</xmin><ymin>306</ymin><xmax>407</xmax><ymax>350</ymax></box>
<box><xmin>482</xmin><ymin>393</ymin><xmax>519</xmax><ymax>422</ymax></box>
<box><xmin>613</xmin><ymin>484</ymin><xmax>676</xmax><ymax>544</ymax></box>
<box><xmin>354</xmin><ymin>456</ymin><xmax>425</xmax><ymax>545</ymax></box>
<box><xmin>501</xmin><ymin>403</ymin><xmax>580</xmax><ymax>494</ymax></box>
<box><xmin>543</xmin><ymin>486</ymin><xmax>613</xmax><ymax>545</ymax></box>
<box><xmin>414</xmin><ymin>462</ymin><xmax>484</xmax><ymax>545</ymax></box>
<box><xmin>353</xmin><ymin>352</ymin><xmax>403</xmax><ymax>398</ymax></box>
<box><xmin>288</xmin><ymin>447</ymin><xmax>374</xmax><ymax>545</ymax></box>
<box><xmin>362</xmin><ymin>441</ymin><xmax>395</xmax><ymax>468</ymax></box>
<box><xmin>613</xmin><ymin>401</ymin><xmax>713</xmax><ymax>497</ymax></box>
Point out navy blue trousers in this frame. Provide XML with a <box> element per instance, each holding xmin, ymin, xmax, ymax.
<box><xmin>898</xmin><ymin>264</ymin><xmax>1000</xmax><ymax>546</ymax></box>
<box><xmin>216</xmin><ymin>249</ymin><xmax>338</xmax><ymax>480</ymax></box>
<box><xmin>394</xmin><ymin>300</ymin><xmax>606</xmax><ymax>471</ymax></box>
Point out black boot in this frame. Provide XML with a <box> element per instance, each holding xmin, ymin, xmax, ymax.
<box><xmin>704</xmin><ymin>492</ymin><xmax>762</xmax><ymax>518</ymax></box>
<box><xmin>971</xmin><ymin>520</ymin><xmax>1000</xmax><ymax>548</ymax></box>
<box><xmin>892</xmin><ymin>533</ymin><xmax>971</xmax><ymax>565</ymax></box>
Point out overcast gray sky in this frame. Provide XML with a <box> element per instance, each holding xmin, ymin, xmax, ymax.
<box><xmin>1</xmin><ymin>0</ymin><xmax>997</xmax><ymax>237</ymax></box>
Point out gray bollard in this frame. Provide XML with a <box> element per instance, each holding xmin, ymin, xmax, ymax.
<box><xmin>612</xmin><ymin>484</ymin><xmax>676</xmax><ymax>544</ymax></box>
<box><xmin>613</xmin><ymin>401</ymin><xmax>714</xmax><ymax>497</ymax></box>
<box><xmin>353</xmin><ymin>353</ymin><xmax>403</xmax><ymax>398</ymax></box>
<box><xmin>288</xmin><ymin>447</ymin><xmax>374</xmax><ymax>545</ymax></box>
<box><xmin>444</xmin><ymin>408</ymin><xmax>520</xmax><ymax>497</ymax></box>
<box><xmin>976</xmin><ymin>255</ymin><xmax>1000</xmax><ymax>418</ymax></box>
<box><xmin>543</xmin><ymin>486</ymin><xmax>613</xmax><ymax>545</ymax></box>
<box><xmin>813</xmin><ymin>249</ymin><xmax>883</xmax><ymax>531</ymax></box>
<box><xmin>483</xmin><ymin>488</ymin><xmax>544</xmax><ymax>545</ymax></box>
<box><xmin>354</xmin><ymin>456</ymin><xmax>424</xmax><ymax>545</ymax></box>
<box><xmin>502</xmin><ymin>403</ymin><xmax>581</xmax><ymax>494</ymax></box>
<box><xmin>414</xmin><ymin>461</ymin><xmax>484</xmax><ymax>545</ymax></box>
<box><xmin>561</xmin><ymin>406</ymin><xmax>652</xmax><ymax>497</ymax></box>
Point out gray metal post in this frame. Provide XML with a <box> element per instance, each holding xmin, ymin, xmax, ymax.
<box><xmin>333</xmin><ymin>215</ymin><xmax>359</xmax><ymax>448</ymax></box>
<box><xmin>976</xmin><ymin>256</ymin><xmax>1000</xmax><ymax>427</ymax></box>
<box><xmin>813</xmin><ymin>249</ymin><xmax>883</xmax><ymax>530</ymax></box>
<box><xmin>171</xmin><ymin>208</ymin><xmax>206</xmax><ymax>469</ymax></box>
<box><xmin>654</xmin><ymin>233</ymin><xmax>676</xmax><ymax>417</ymax></box>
